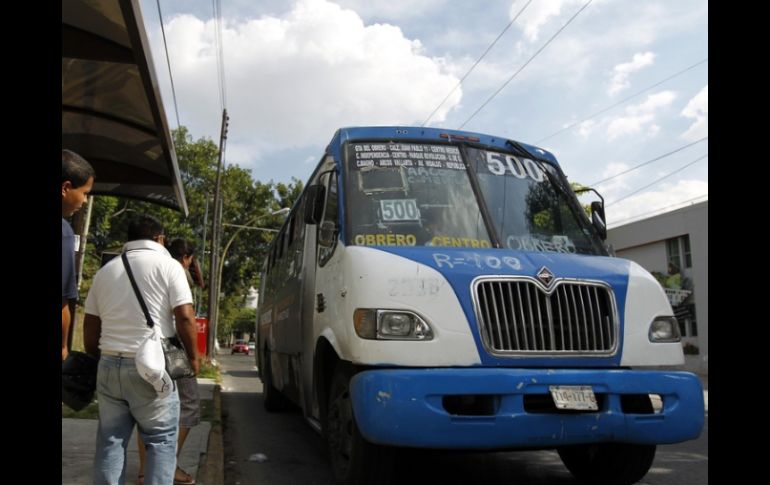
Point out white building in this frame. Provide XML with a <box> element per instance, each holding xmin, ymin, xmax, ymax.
<box><xmin>607</xmin><ymin>201</ymin><xmax>708</xmax><ymax>375</ymax></box>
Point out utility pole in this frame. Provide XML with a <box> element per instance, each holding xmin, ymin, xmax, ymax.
<box><xmin>207</xmin><ymin>109</ymin><xmax>229</xmax><ymax>360</ymax></box>
<box><xmin>196</xmin><ymin>193</ymin><xmax>210</xmax><ymax>316</ymax></box>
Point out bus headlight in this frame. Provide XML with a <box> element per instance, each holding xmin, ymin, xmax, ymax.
<box><xmin>648</xmin><ymin>316</ymin><xmax>680</xmax><ymax>342</ymax></box>
<box><xmin>353</xmin><ymin>309</ymin><xmax>433</xmax><ymax>341</ymax></box>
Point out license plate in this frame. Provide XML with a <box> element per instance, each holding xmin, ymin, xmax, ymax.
<box><xmin>549</xmin><ymin>385</ymin><xmax>598</xmax><ymax>411</ymax></box>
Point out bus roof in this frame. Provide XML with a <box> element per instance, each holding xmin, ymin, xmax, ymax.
<box><xmin>335</xmin><ymin>126</ymin><xmax>558</xmax><ymax>165</ymax></box>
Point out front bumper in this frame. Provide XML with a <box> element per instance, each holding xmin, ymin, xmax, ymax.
<box><xmin>349</xmin><ymin>368</ymin><xmax>704</xmax><ymax>449</ymax></box>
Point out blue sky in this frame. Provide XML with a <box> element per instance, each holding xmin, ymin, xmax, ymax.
<box><xmin>139</xmin><ymin>0</ymin><xmax>707</xmax><ymax>227</ymax></box>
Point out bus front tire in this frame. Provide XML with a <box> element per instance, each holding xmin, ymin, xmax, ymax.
<box><xmin>326</xmin><ymin>364</ymin><xmax>394</xmax><ymax>485</ymax></box>
<box><xmin>557</xmin><ymin>443</ymin><xmax>656</xmax><ymax>485</ymax></box>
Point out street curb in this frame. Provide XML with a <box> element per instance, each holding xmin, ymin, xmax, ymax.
<box><xmin>197</xmin><ymin>384</ymin><xmax>224</xmax><ymax>485</ymax></box>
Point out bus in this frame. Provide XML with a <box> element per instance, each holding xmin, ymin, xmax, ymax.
<box><xmin>256</xmin><ymin>126</ymin><xmax>704</xmax><ymax>485</ymax></box>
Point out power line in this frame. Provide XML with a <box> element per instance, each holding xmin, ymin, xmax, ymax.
<box><xmin>608</xmin><ymin>193</ymin><xmax>708</xmax><ymax>227</ymax></box>
<box><xmin>458</xmin><ymin>0</ymin><xmax>593</xmax><ymax>130</ymax></box>
<box><xmin>156</xmin><ymin>0</ymin><xmax>181</xmax><ymax>128</ymax></box>
<box><xmin>607</xmin><ymin>154</ymin><xmax>707</xmax><ymax>207</ymax></box>
<box><xmin>534</xmin><ymin>58</ymin><xmax>708</xmax><ymax>144</ymax></box>
<box><xmin>589</xmin><ymin>136</ymin><xmax>708</xmax><ymax>186</ymax></box>
<box><xmin>421</xmin><ymin>0</ymin><xmax>533</xmax><ymax>127</ymax></box>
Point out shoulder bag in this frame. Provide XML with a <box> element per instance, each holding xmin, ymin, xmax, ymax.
<box><xmin>122</xmin><ymin>252</ymin><xmax>195</xmax><ymax>380</ymax></box>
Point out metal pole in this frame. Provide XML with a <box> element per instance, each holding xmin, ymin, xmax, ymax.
<box><xmin>207</xmin><ymin>109</ymin><xmax>228</xmax><ymax>360</ymax></box>
<box><xmin>73</xmin><ymin>195</ymin><xmax>94</xmax><ymax>290</ymax></box>
<box><xmin>196</xmin><ymin>193</ymin><xmax>210</xmax><ymax>316</ymax></box>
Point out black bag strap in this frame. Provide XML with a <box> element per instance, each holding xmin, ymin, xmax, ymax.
<box><xmin>121</xmin><ymin>251</ymin><xmax>156</xmax><ymax>328</ymax></box>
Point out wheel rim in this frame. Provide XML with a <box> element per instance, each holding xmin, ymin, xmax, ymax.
<box><xmin>328</xmin><ymin>386</ymin><xmax>354</xmax><ymax>476</ymax></box>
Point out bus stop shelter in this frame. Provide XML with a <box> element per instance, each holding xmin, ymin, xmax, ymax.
<box><xmin>63</xmin><ymin>0</ymin><xmax>190</xmax><ymax>349</ymax></box>
<box><xmin>62</xmin><ymin>0</ymin><xmax>188</xmax><ymax>214</ymax></box>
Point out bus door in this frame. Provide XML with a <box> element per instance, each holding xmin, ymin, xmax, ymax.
<box><xmin>305</xmin><ymin>164</ymin><xmax>340</xmax><ymax>418</ymax></box>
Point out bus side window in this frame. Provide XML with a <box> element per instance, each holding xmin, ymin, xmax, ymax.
<box><xmin>286</xmin><ymin>213</ymin><xmax>295</xmax><ymax>248</ymax></box>
<box><xmin>318</xmin><ymin>171</ymin><xmax>338</xmax><ymax>266</ymax></box>
<box><xmin>277</xmin><ymin>228</ymin><xmax>285</xmax><ymax>261</ymax></box>
<box><xmin>269</xmin><ymin>242</ymin><xmax>278</xmax><ymax>273</ymax></box>
<box><xmin>278</xmin><ymin>227</ymin><xmax>289</xmax><ymax>288</ymax></box>
<box><xmin>283</xmin><ymin>218</ymin><xmax>292</xmax><ymax>257</ymax></box>
<box><xmin>288</xmin><ymin>196</ymin><xmax>307</xmax><ymax>277</ymax></box>
<box><xmin>292</xmin><ymin>198</ymin><xmax>306</xmax><ymax>245</ymax></box>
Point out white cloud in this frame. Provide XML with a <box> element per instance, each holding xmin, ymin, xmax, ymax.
<box><xmin>608</xmin><ymin>51</ymin><xmax>655</xmax><ymax>96</ymax></box>
<box><xmin>597</xmin><ymin>162</ymin><xmax>633</xmax><ymax>191</ymax></box>
<box><xmin>512</xmin><ymin>0</ymin><xmax>585</xmax><ymax>43</ymax></box>
<box><xmin>607</xmin><ymin>179</ymin><xmax>708</xmax><ymax>227</ymax></box>
<box><xmin>577</xmin><ymin>120</ymin><xmax>596</xmax><ymax>138</ymax></box>
<box><xmin>606</xmin><ymin>91</ymin><xmax>676</xmax><ymax>140</ymax></box>
<box><xmin>154</xmin><ymin>0</ymin><xmax>462</xmax><ymax>167</ymax></box>
<box><xmin>628</xmin><ymin>91</ymin><xmax>677</xmax><ymax>114</ymax></box>
<box><xmin>680</xmin><ymin>85</ymin><xmax>708</xmax><ymax>141</ymax></box>
<box><xmin>332</xmin><ymin>0</ymin><xmax>448</xmax><ymax>20</ymax></box>
<box><xmin>468</xmin><ymin>1</ymin><xmax>658</xmax><ymax>100</ymax></box>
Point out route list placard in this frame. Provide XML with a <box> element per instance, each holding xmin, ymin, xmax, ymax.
<box><xmin>350</xmin><ymin>143</ymin><xmax>464</xmax><ymax>170</ymax></box>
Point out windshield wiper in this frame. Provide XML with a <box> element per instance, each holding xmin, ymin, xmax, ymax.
<box><xmin>505</xmin><ymin>139</ymin><xmax>606</xmax><ymax>253</ymax></box>
<box><xmin>505</xmin><ymin>139</ymin><xmax>570</xmax><ymax>195</ymax></box>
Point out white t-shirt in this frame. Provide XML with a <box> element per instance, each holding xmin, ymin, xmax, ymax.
<box><xmin>84</xmin><ymin>239</ymin><xmax>193</xmax><ymax>354</ymax></box>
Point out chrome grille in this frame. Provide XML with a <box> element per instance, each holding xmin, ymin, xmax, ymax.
<box><xmin>473</xmin><ymin>278</ymin><xmax>617</xmax><ymax>354</ymax></box>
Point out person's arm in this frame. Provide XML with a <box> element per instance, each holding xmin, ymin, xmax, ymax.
<box><xmin>62</xmin><ymin>222</ymin><xmax>78</xmax><ymax>361</ymax></box>
<box><xmin>83</xmin><ymin>313</ymin><xmax>102</xmax><ymax>358</ymax></box>
<box><xmin>173</xmin><ymin>303</ymin><xmax>200</xmax><ymax>375</ymax></box>
<box><xmin>62</xmin><ymin>299</ymin><xmax>71</xmax><ymax>361</ymax></box>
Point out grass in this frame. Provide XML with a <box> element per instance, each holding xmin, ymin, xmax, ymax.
<box><xmin>197</xmin><ymin>359</ymin><xmax>221</xmax><ymax>382</ymax></box>
<box><xmin>62</xmin><ymin>400</ymin><xmax>99</xmax><ymax>419</ymax></box>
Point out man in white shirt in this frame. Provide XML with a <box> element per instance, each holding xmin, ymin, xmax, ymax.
<box><xmin>84</xmin><ymin>215</ymin><xmax>199</xmax><ymax>485</ymax></box>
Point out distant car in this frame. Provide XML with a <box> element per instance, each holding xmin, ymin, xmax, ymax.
<box><xmin>248</xmin><ymin>341</ymin><xmax>256</xmax><ymax>352</ymax></box>
<box><xmin>231</xmin><ymin>340</ymin><xmax>250</xmax><ymax>355</ymax></box>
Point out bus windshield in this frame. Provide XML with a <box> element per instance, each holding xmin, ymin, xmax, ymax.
<box><xmin>344</xmin><ymin>141</ymin><xmax>605</xmax><ymax>255</ymax></box>
<box><xmin>465</xmin><ymin>146</ymin><xmax>606</xmax><ymax>255</ymax></box>
<box><xmin>345</xmin><ymin>142</ymin><xmax>490</xmax><ymax>248</ymax></box>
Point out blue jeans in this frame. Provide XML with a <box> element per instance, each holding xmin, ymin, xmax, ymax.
<box><xmin>92</xmin><ymin>355</ymin><xmax>179</xmax><ymax>485</ymax></box>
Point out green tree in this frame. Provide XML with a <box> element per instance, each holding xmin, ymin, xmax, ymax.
<box><xmin>79</xmin><ymin>126</ymin><xmax>304</xmax><ymax>343</ymax></box>
<box><xmin>570</xmin><ymin>182</ymin><xmax>592</xmax><ymax>216</ymax></box>
<box><xmin>220</xmin><ymin>305</ymin><xmax>257</xmax><ymax>341</ymax></box>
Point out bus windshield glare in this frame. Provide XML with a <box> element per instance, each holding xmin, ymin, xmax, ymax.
<box><xmin>345</xmin><ymin>142</ymin><xmax>490</xmax><ymax>248</ymax></box>
<box><xmin>465</xmin><ymin>146</ymin><xmax>606</xmax><ymax>255</ymax></box>
<box><xmin>344</xmin><ymin>141</ymin><xmax>605</xmax><ymax>255</ymax></box>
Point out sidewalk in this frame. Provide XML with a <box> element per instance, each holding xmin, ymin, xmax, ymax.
<box><xmin>62</xmin><ymin>378</ymin><xmax>222</xmax><ymax>485</ymax></box>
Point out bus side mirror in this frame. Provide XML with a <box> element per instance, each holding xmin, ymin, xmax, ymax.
<box><xmin>318</xmin><ymin>220</ymin><xmax>337</xmax><ymax>247</ymax></box>
<box><xmin>591</xmin><ymin>201</ymin><xmax>607</xmax><ymax>240</ymax></box>
<box><xmin>304</xmin><ymin>184</ymin><xmax>326</xmax><ymax>225</ymax></box>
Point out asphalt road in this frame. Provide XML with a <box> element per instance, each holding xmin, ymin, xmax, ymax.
<box><xmin>219</xmin><ymin>352</ymin><xmax>707</xmax><ymax>485</ymax></box>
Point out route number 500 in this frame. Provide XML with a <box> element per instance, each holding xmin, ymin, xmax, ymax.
<box><xmin>380</xmin><ymin>199</ymin><xmax>420</xmax><ymax>221</ymax></box>
<box><xmin>486</xmin><ymin>152</ymin><xmax>544</xmax><ymax>182</ymax></box>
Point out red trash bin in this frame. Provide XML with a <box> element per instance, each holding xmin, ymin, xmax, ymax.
<box><xmin>195</xmin><ymin>317</ymin><xmax>208</xmax><ymax>357</ymax></box>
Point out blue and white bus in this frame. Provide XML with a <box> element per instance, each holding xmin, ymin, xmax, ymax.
<box><xmin>256</xmin><ymin>126</ymin><xmax>704</xmax><ymax>485</ymax></box>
